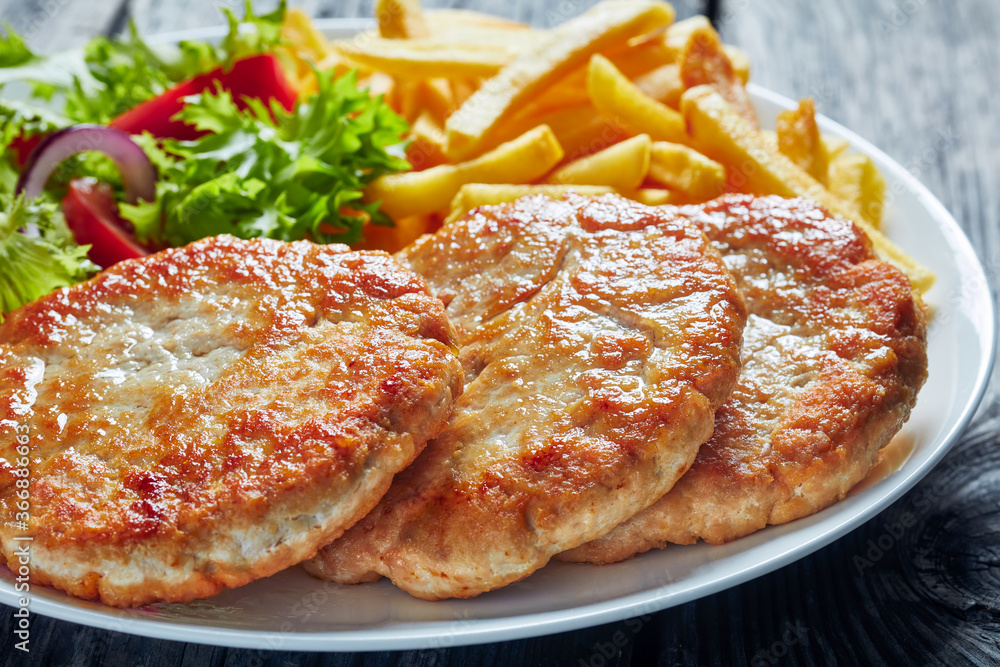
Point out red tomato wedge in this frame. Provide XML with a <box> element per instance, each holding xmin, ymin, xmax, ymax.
<box><xmin>110</xmin><ymin>53</ymin><xmax>298</xmax><ymax>140</ymax></box>
<box><xmin>10</xmin><ymin>135</ymin><xmax>42</xmax><ymax>167</ymax></box>
<box><xmin>62</xmin><ymin>178</ymin><xmax>150</xmax><ymax>269</ymax></box>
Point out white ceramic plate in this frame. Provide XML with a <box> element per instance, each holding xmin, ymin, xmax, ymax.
<box><xmin>0</xmin><ymin>19</ymin><xmax>994</xmax><ymax>652</ymax></box>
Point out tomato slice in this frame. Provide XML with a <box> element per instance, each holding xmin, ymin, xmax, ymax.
<box><xmin>10</xmin><ymin>135</ymin><xmax>42</xmax><ymax>167</ymax></box>
<box><xmin>62</xmin><ymin>178</ymin><xmax>149</xmax><ymax>269</ymax></box>
<box><xmin>109</xmin><ymin>54</ymin><xmax>298</xmax><ymax>140</ymax></box>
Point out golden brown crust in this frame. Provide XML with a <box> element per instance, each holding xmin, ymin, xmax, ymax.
<box><xmin>0</xmin><ymin>235</ymin><xmax>463</xmax><ymax>606</ymax></box>
<box><xmin>561</xmin><ymin>195</ymin><xmax>929</xmax><ymax>563</ymax></box>
<box><xmin>306</xmin><ymin>194</ymin><xmax>747</xmax><ymax>599</ymax></box>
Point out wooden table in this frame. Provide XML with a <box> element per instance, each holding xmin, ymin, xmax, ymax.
<box><xmin>1</xmin><ymin>1</ymin><xmax>998</xmax><ymax>664</ymax></box>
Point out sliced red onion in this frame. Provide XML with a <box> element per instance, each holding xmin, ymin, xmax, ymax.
<box><xmin>15</xmin><ymin>124</ymin><xmax>157</xmax><ymax>205</ymax></box>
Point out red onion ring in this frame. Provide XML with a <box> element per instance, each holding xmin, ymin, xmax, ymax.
<box><xmin>15</xmin><ymin>124</ymin><xmax>157</xmax><ymax>205</ymax></box>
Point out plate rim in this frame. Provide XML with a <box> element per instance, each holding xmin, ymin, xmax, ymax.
<box><xmin>0</xmin><ymin>19</ymin><xmax>995</xmax><ymax>652</ymax></box>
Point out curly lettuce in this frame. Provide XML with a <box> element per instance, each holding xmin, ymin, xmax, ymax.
<box><xmin>0</xmin><ymin>2</ymin><xmax>289</xmax><ymax>124</ymax></box>
<box><xmin>0</xmin><ymin>194</ymin><xmax>98</xmax><ymax>320</ymax></box>
<box><xmin>122</xmin><ymin>70</ymin><xmax>410</xmax><ymax>247</ymax></box>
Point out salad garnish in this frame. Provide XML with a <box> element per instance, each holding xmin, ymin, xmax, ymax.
<box><xmin>0</xmin><ymin>193</ymin><xmax>98</xmax><ymax>321</ymax></box>
<box><xmin>0</xmin><ymin>1</ymin><xmax>411</xmax><ymax>319</ymax></box>
<box><xmin>123</xmin><ymin>71</ymin><xmax>409</xmax><ymax>248</ymax></box>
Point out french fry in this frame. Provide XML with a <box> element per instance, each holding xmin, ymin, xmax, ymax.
<box><xmin>395</xmin><ymin>80</ymin><xmax>422</xmax><ymax>122</ymax></box>
<box><xmin>679</xmin><ymin>25</ymin><xmax>758</xmax><ymax>128</ymax></box>
<box><xmin>663</xmin><ymin>15</ymin><xmax>708</xmax><ymax>55</ymax></box>
<box><xmin>587</xmin><ymin>54</ymin><xmax>688</xmax><ymax>143</ymax></box>
<box><xmin>513</xmin><ymin>71</ymin><xmax>593</xmax><ymax>116</ymax></box>
<box><xmin>450</xmin><ymin>78</ymin><xmax>480</xmax><ymax>107</ymax></box>
<box><xmin>357</xmin><ymin>215</ymin><xmax>436</xmax><ymax>253</ymax></box>
<box><xmin>333</xmin><ymin>38</ymin><xmax>514</xmax><ymax>79</ymax></box>
<box><xmin>446</xmin><ymin>183</ymin><xmax>616</xmax><ymax>224</ymax></box>
<box><xmin>366</xmin><ymin>125</ymin><xmax>565</xmax><ymax>219</ymax></box>
<box><xmin>274</xmin><ymin>53</ymin><xmax>319</xmax><ymax>96</ymax></box>
<box><xmin>485</xmin><ymin>56</ymin><xmax>662</xmax><ymax>158</ymax></box>
<box><xmin>829</xmin><ymin>153</ymin><xmax>887</xmax><ymax>229</ymax></box>
<box><xmin>376</xmin><ymin>0</ymin><xmax>431</xmax><ymax>39</ymax></box>
<box><xmin>547</xmin><ymin>134</ymin><xmax>651</xmax><ymax>191</ymax></box>
<box><xmin>381</xmin><ymin>75</ymin><xmax>449</xmax><ymax>127</ymax></box>
<box><xmin>647</xmin><ymin>141</ymin><xmax>727</xmax><ymax>200</ymax></box>
<box><xmin>822</xmin><ymin>135</ymin><xmax>851</xmax><ymax>161</ymax></box>
<box><xmin>406</xmin><ymin>111</ymin><xmax>449</xmax><ymax>170</ymax></box>
<box><xmin>416</xmin><ymin>78</ymin><xmax>456</xmax><ymax>125</ymax></box>
<box><xmin>634</xmin><ymin>63</ymin><xmax>684</xmax><ymax>108</ymax></box>
<box><xmin>359</xmin><ymin>71</ymin><xmax>396</xmax><ymax>102</ymax></box>
<box><xmin>425</xmin><ymin>9</ymin><xmax>541</xmax><ymax>49</ymax></box>
<box><xmin>775</xmin><ymin>98</ymin><xmax>828</xmax><ymax>185</ymax></box>
<box><xmin>659</xmin><ymin>15</ymin><xmax>748</xmax><ymax>81</ymax></box>
<box><xmin>682</xmin><ymin>86</ymin><xmax>841</xmax><ymax>207</ymax></box>
<box><xmin>724</xmin><ymin>46</ymin><xmax>751</xmax><ymax>85</ymax></box>
<box><xmin>680</xmin><ymin>85</ymin><xmax>934</xmax><ymax>291</ymax></box>
<box><xmin>314</xmin><ymin>51</ymin><xmax>350</xmax><ymax>79</ymax></box>
<box><xmin>527</xmin><ymin>37</ymin><xmax>677</xmax><ymax>116</ymax></box>
<box><xmin>488</xmin><ymin>104</ymin><xmax>626</xmax><ymax>163</ymax></box>
<box><xmin>543</xmin><ymin>106</ymin><xmax>628</xmax><ymax>162</ymax></box>
<box><xmin>603</xmin><ymin>35</ymin><xmax>676</xmax><ymax>78</ymax></box>
<box><xmin>281</xmin><ymin>8</ymin><xmax>332</xmax><ymax>63</ymax></box>
<box><xmin>277</xmin><ymin>9</ymin><xmax>337</xmax><ymax>95</ymax></box>
<box><xmin>444</xmin><ymin>0</ymin><xmax>676</xmax><ymax>160</ymax></box>
<box><xmin>285</xmin><ymin>5</ymin><xmax>907</xmax><ymax>291</ymax></box>
<box><xmin>629</xmin><ymin>188</ymin><xmax>690</xmax><ymax>206</ymax></box>
<box><xmin>426</xmin><ymin>9</ymin><xmax>533</xmax><ymax>32</ymax></box>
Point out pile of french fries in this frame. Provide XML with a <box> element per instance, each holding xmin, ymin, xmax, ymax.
<box><xmin>277</xmin><ymin>0</ymin><xmax>933</xmax><ymax>291</ymax></box>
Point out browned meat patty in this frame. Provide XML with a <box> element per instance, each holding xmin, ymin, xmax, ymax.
<box><xmin>0</xmin><ymin>235</ymin><xmax>463</xmax><ymax>607</ymax></box>
<box><xmin>305</xmin><ymin>194</ymin><xmax>748</xmax><ymax>599</ymax></box>
<box><xmin>561</xmin><ymin>194</ymin><xmax>928</xmax><ymax>564</ymax></box>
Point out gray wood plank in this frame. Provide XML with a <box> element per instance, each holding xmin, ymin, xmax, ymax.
<box><xmin>0</xmin><ymin>0</ymin><xmax>129</xmax><ymax>50</ymax></box>
<box><xmin>127</xmin><ymin>0</ymin><xmax>705</xmax><ymax>35</ymax></box>
<box><xmin>129</xmin><ymin>0</ymin><xmax>283</xmax><ymax>35</ymax></box>
<box><xmin>0</xmin><ymin>0</ymin><xmax>707</xmax><ymax>45</ymax></box>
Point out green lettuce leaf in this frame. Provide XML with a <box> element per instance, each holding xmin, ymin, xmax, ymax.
<box><xmin>0</xmin><ymin>99</ymin><xmax>71</xmax><ymax>195</ymax></box>
<box><xmin>0</xmin><ymin>2</ymin><xmax>289</xmax><ymax>124</ymax></box>
<box><xmin>0</xmin><ymin>193</ymin><xmax>98</xmax><ymax>320</ymax></box>
<box><xmin>62</xmin><ymin>24</ymin><xmax>176</xmax><ymax>124</ymax></box>
<box><xmin>121</xmin><ymin>70</ymin><xmax>410</xmax><ymax>247</ymax></box>
<box><xmin>0</xmin><ymin>23</ymin><xmax>33</xmax><ymax>67</ymax></box>
<box><xmin>220</xmin><ymin>0</ymin><xmax>288</xmax><ymax>68</ymax></box>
